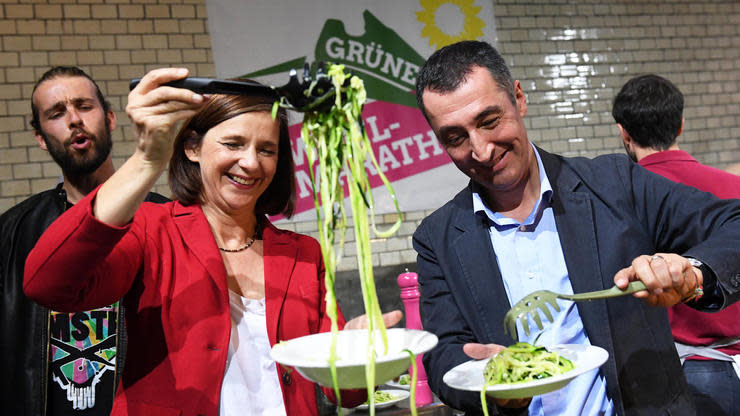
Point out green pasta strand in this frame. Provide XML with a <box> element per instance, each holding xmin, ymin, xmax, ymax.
<box><xmin>403</xmin><ymin>349</ymin><xmax>418</xmax><ymax>416</ymax></box>
<box><xmin>484</xmin><ymin>342</ymin><xmax>574</xmax><ymax>385</ymax></box>
<box><xmin>294</xmin><ymin>64</ymin><xmax>403</xmax><ymax>415</ymax></box>
<box><xmin>480</xmin><ymin>342</ymin><xmax>575</xmax><ymax>415</ymax></box>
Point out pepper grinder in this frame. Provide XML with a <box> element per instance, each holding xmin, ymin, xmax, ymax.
<box><xmin>397</xmin><ymin>269</ymin><xmax>434</xmax><ymax>406</ymax></box>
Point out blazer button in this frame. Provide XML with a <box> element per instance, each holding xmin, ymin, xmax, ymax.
<box><xmin>282</xmin><ymin>372</ymin><xmax>292</xmax><ymax>385</ymax></box>
<box><xmin>731</xmin><ymin>275</ymin><xmax>740</xmax><ymax>288</ymax></box>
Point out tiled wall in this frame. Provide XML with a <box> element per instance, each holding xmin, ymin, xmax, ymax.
<box><xmin>497</xmin><ymin>0</ymin><xmax>740</xmax><ymax>164</ymax></box>
<box><xmin>1</xmin><ymin>0</ymin><xmax>739</xmax><ymax>274</ymax></box>
<box><xmin>0</xmin><ymin>0</ymin><xmax>214</xmax><ymax>212</ymax></box>
<box><xmin>281</xmin><ymin>0</ymin><xmax>740</xmax><ymax>272</ymax></box>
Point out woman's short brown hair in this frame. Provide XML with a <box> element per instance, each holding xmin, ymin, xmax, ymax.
<box><xmin>168</xmin><ymin>92</ymin><xmax>296</xmax><ymax>217</ymax></box>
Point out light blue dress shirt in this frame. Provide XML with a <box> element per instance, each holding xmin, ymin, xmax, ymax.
<box><xmin>472</xmin><ymin>146</ymin><xmax>613</xmax><ymax>416</ymax></box>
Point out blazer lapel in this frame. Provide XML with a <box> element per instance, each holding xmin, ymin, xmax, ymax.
<box><xmin>172</xmin><ymin>207</ymin><xmax>296</xmax><ymax>345</ymax></box>
<box><xmin>172</xmin><ymin>202</ymin><xmax>229</xmax><ymax>295</ymax></box>
<box><xmin>450</xmin><ymin>187</ymin><xmax>518</xmax><ymax>345</ymax></box>
<box><xmin>262</xmin><ymin>221</ymin><xmax>297</xmax><ymax>346</ymax></box>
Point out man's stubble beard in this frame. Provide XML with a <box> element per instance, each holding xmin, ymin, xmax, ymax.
<box><xmin>40</xmin><ymin>122</ymin><xmax>113</xmax><ymax>178</ymax></box>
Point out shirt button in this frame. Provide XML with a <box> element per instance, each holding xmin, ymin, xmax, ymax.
<box><xmin>519</xmin><ymin>225</ymin><xmax>527</xmax><ymax>232</ymax></box>
<box><xmin>527</xmin><ymin>272</ymin><xmax>535</xmax><ymax>279</ymax></box>
<box><xmin>282</xmin><ymin>372</ymin><xmax>292</xmax><ymax>385</ymax></box>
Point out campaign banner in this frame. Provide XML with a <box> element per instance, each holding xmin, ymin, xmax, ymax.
<box><xmin>206</xmin><ymin>0</ymin><xmax>498</xmax><ymax>220</ymax></box>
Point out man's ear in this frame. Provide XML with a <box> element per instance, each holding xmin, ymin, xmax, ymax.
<box><xmin>514</xmin><ymin>80</ymin><xmax>527</xmax><ymax>117</ymax></box>
<box><xmin>677</xmin><ymin>117</ymin><xmax>684</xmax><ymax>138</ymax></box>
<box><xmin>617</xmin><ymin>123</ymin><xmax>631</xmax><ymax>146</ymax></box>
<box><xmin>106</xmin><ymin>109</ymin><xmax>117</xmax><ymax>132</ymax></box>
<box><xmin>34</xmin><ymin>130</ymin><xmax>48</xmax><ymax>151</ymax></box>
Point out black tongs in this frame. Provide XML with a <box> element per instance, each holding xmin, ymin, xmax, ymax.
<box><xmin>129</xmin><ymin>62</ymin><xmax>342</xmax><ymax>113</ymax></box>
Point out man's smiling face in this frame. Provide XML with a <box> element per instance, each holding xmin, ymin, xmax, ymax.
<box><xmin>423</xmin><ymin>65</ymin><xmax>534</xmax><ymax>198</ymax></box>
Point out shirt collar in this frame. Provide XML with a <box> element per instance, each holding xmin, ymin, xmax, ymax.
<box><xmin>472</xmin><ymin>144</ymin><xmax>553</xmax><ymax>229</ymax></box>
<box><xmin>638</xmin><ymin>149</ymin><xmax>697</xmax><ymax>167</ymax></box>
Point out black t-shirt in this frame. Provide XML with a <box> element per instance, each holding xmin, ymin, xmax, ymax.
<box><xmin>47</xmin><ymin>303</ymin><xmax>118</xmax><ymax>416</ymax></box>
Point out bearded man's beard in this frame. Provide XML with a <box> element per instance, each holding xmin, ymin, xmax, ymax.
<box><xmin>41</xmin><ymin>123</ymin><xmax>113</xmax><ymax>177</ymax></box>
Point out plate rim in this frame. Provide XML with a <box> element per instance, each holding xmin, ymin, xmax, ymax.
<box><xmin>384</xmin><ymin>374</ymin><xmax>411</xmax><ymax>390</ymax></box>
<box><xmin>442</xmin><ymin>343</ymin><xmax>609</xmax><ymax>393</ymax></box>
<box><xmin>354</xmin><ymin>389</ymin><xmax>410</xmax><ymax>410</ymax></box>
<box><xmin>270</xmin><ymin>328</ymin><xmax>438</xmax><ymax>368</ymax></box>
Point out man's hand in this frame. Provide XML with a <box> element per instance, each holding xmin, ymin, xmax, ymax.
<box><xmin>463</xmin><ymin>342</ymin><xmax>506</xmax><ymax>359</ymax></box>
<box><xmin>614</xmin><ymin>253</ymin><xmax>703</xmax><ymax>307</ymax></box>
<box><xmin>344</xmin><ymin>310</ymin><xmax>403</xmax><ymax>330</ymax></box>
<box><xmin>463</xmin><ymin>343</ymin><xmax>532</xmax><ymax>410</ymax></box>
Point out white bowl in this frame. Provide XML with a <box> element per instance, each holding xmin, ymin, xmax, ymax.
<box><xmin>270</xmin><ymin>328</ymin><xmax>438</xmax><ymax>389</ymax></box>
<box><xmin>443</xmin><ymin>344</ymin><xmax>609</xmax><ymax>399</ymax></box>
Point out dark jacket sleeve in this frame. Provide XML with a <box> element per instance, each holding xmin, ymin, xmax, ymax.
<box><xmin>413</xmin><ymin>220</ymin><xmax>526</xmax><ymax>416</ymax></box>
<box><xmin>622</xmin><ymin>156</ymin><xmax>740</xmax><ymax>309</ymax></box>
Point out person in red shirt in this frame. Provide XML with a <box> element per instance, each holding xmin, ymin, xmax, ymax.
<box><xmin>613</xmin><ymin>74</ymin><xmax>740</xmax><ymax>415</ymax></box>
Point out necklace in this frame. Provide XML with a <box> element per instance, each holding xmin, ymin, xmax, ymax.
<box><xmin>218</xmin><ymin>231</ymin><xmax>258</xmax><ymax>253</ymax></box>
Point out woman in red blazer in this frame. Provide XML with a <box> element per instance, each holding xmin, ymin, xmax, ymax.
<box><xmin>24</xmin><ymin>68</ymin><xmax>367</xmax><ymax>415</ymax></box>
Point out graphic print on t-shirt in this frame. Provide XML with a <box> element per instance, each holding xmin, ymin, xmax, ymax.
<box><xmin>49</xmin><ymin>303</ymin><xmax>117</xmax><ymax>411</ymax></box>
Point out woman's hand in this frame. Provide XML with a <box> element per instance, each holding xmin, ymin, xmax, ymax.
<box><xmin>126</xmin><ymin>67</ymin><xmax>205</xmax><ymax>169</ymax></box>
<box><xmin>344</xmin><ymin>310</ymin><xmax>403</xmax><ymax>330</ymax></box>
<box><xmin>94</xmin><ymin>68</ymin><xmax>205</xmax><ymax>226</ymax></box>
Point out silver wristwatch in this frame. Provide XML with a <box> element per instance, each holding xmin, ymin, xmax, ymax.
<box><xmin>684</xmin><ymin>257</ymin><xmax>706</xmax><ymax>302</ymax></box>
<box><xmin>687</xmin><ymin>257</ymin><xmax>703</xmax><ymax>269</ymax></box>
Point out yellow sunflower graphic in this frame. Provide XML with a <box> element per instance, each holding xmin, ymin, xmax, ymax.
<box><xmin>417</xmin><ymin>0</ymin><xmax>486</xmax><ymax>49</ymax></box>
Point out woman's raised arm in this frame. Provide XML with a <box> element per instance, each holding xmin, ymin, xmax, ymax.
<box><xmin>94</xmin><ymin>68</ymin><xmax>205</xmax><ymax>225</ymax></box>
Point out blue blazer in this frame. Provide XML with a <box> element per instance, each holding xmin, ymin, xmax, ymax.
<box><xmin>413</xmin><ymin>148</ymin><xmax>740</xmax><ymax>415</ymax></box>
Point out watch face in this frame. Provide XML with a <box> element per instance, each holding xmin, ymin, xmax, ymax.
<box><xmin>687</xmin><ymin>258</ymin><xmax>702</xmax><ymax>268</ymax></box>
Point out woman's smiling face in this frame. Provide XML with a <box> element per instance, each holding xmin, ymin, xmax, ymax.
<box><xmin>186</xmin><ymin>111</ymin><xmax>280</xmax><ymax>215</ymax></box>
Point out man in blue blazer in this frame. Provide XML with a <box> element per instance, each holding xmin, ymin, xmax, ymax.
<box><xmin>412</xmin><ymin>40</ymin><xmax>740</xmax><ymax>415</ymax></box>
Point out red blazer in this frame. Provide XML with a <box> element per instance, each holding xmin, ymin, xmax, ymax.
<box><xmin>24</xmin><ymin>189</ymin><xmax>365</xmax><ymax>415</ymax></box>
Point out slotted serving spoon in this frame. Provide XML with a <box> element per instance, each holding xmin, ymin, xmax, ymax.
<box><xmin>503</xmin><ymin>281</ymin><xmax>647</xmax><ymax>340</ymax></box>
<box><xmin>129</xmin><ymin>62</ymin><xmax>346</xmax><ymax>113</ymax></box>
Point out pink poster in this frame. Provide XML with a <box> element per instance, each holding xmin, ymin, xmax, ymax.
<box><xmin>206</xmin><ymin>1</ymin><xmax>498</xmax><ymax>219</ymax></box>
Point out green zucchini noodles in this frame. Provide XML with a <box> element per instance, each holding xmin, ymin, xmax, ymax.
<box><xmin>480</xmin><ymin>342</ymin><xmax>575</xmax><ymax>416</ymax></box>
<box><xmin>367</xmin><ymin>390</ymin><xmax>400</xmax><ymax>404</ymax></box>
<box><xmin>485</xmin><ymin>342</ymin><xmax>575</xmax><ymax>385</ymax></box>
<box><xmin>276</xmin><ymin>63</ymin><xmax>403</xmax><ymax>415</ymax></box>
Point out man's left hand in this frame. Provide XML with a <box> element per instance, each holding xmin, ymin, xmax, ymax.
<box><xmin>614</xmin><ymin>253</ymin><xmax>703</xmax><ymax>307</ymax></box>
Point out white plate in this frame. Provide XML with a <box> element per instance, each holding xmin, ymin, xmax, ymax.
<box><xmin>270</xmin><ymin>328</ymin><xmax>438</xmax><ymax>389</ymax></box>
<box><xmin>384</xmin><ymin>374</ymin><xmax>411</xmax><ymax>390</ymax></box>
<box><xmin>355</xmin><ymin>389</ymin><xmax>410</xmax><ymax>410</ymax></box>
<box><xmin>443</xmin><ymin>344</ymin><xmax>608</xmax><ymax>399</ymax></box>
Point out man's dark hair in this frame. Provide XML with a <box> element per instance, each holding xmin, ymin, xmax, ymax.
<box><xmin>30</xmin><ymin>66</ymin><xmax>111</xmax><ymax>131</ymax></box>
<box><xmin>612</xmin><ymin>74</ymin><xmax>684</xmax><ymax>150</ymax></box>
<box><xmin>415</xmin><ymin>40</ymin><xmax>515</xmax><ymax>121</ymax></box>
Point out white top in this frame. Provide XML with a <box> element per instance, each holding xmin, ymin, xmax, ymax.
<box><xmin>219</xmin><ymin>291</ymin><xmax>286</xmax><ymax>416</ymax></box>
